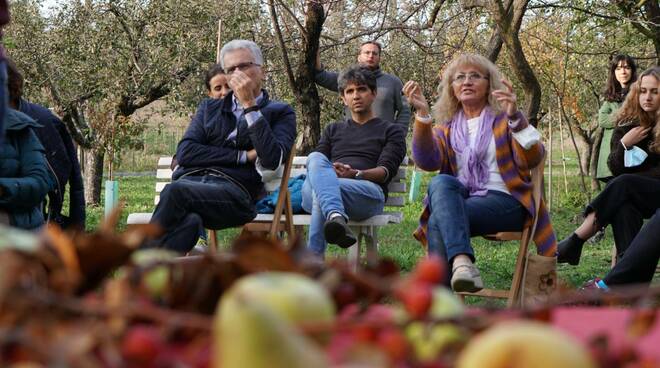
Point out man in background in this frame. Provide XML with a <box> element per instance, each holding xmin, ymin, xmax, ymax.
<box><xmin>315</xmin><ymin>41</ymin><xmax>411</xmax><ymax>133</ymax></box>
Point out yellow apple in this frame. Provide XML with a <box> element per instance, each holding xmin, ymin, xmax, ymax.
<box><xmin>457</xmin><ymin>321</ymin><xmax>596</xmax><ymax>368</ymax></box>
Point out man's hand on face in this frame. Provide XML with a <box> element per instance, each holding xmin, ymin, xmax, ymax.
<box><xmin>333</xmin><ymin>162</ymin><xmax>358</xmax><ymax>178</ymax></box>
<box><xmin>246</xmin><ymin>149</ymin><xmax>257</xmax><ymax>162</ymax></box>
<box><xmin>228</xmin><ymin>70</ymin><xmax>257</xmax><ymax>108</ymax></box>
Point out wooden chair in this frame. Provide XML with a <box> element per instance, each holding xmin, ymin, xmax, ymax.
<box><xmin>457</xmin><ymin>155</ymin><xmax>546</xmax><ymax>308</ymax></box>
<box><xmin>230</xmin><ymin>141</ymin><xmax>298</xmax><ymax>244</ymax></box>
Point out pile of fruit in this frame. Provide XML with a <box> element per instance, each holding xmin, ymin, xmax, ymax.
<box><xmin>0</xmin><ymin>213</ymin><xmax>657</xmax><ymax>367</ymax></box>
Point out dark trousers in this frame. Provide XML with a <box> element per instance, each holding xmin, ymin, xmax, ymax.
<box><xmin>604</xmin><ymin>209</ymin><xmax>660</xmax><ymax>286</ymax></box>
<box><xmin>587</xmin><ymin>174</ymin><xmax>660</xmax><ymax>258</ymax></box>
<box><xmin>149</xmin><ymin>174</ymin><xmax>256</xmax><ymax>253</ymax></box>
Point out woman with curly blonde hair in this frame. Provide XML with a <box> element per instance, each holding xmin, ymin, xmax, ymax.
<box><xmin>404</xmin><ymin>53</ymin><xmax>556</xmax><ymax>292</ymax></box>
<box><xmin>558</xmin><ymin>66</ymin><xmax>660</xmax><ymax>284</ymax></box>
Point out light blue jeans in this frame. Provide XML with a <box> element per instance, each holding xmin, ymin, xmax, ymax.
<box><xmin>302</xmin><ymin>152</ymin><xmax>385</xmax><ymax>256</ymax></box>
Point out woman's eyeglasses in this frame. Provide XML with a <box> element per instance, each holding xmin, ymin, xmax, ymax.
<box><xmin>453</xmin><ymin>72</ymin><xmax>488</xmax><ymax>84</ymax></box>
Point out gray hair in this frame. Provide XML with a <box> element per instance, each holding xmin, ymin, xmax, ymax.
<box><xmin>219</xmin><ymin>39</ymin><xmax>264</xmax><ymax>69</ymax></box>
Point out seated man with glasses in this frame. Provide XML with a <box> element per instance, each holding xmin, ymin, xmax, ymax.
<box><xmin>148</xmin><ymin>39</ymin><xmax>296</xmax><ymax>253</ymax></box>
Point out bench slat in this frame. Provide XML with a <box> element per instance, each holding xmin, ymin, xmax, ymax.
<box><xmin>293</xmin><ymin>156</ymin><xmax>409</xmax><ymax>167</ymax></box>
<box><xmin>292</xmin><ymin>156</ymin><xmax>307</xmax><ymax>166</ymax></box>
<box><xmin>393</xmin><ymin>167</ymin><xmax>406</xmax><ymax>180</ymax></box>
<box><xmin>157</xmin><ymin>169</ymin><xmax>173</xmax><ymax>180</ymax></box>
<box><xmin>384</xmin><ymin>196</ymin><xmax>405</xmax><ymax>207</ymax></box>
<box><xmin>158</xmin><ymin>157</ymin><xmax>173</xmax><ymax>167</ymax></box>
<box><xmin>155</xmin><ymin>182</ymin><xmax>169</xmax><ymax>193</ymax></box>
<box><xmin>130</xmin><ymin>211</ymin><xmax>403</xmax><ymax>227</ymax></box>
<box><xmin>388</xmin><ymin>182</ymin><xmax>406</xmax><ymax>193</ymax></box>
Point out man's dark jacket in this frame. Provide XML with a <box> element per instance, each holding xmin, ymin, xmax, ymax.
<box><xmin>174</xmin><ymin>90</ymin><xmax>297</xmax><ymax>200</ymax></box>
<box><xmin>19</xmin><ymin>99</ymin><xmax>85</xmax><ymax>228</ymax></box>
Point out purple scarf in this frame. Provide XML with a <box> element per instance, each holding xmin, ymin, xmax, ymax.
<box><xmin>450</xmin><ymin>106</ymin><xmax>495</xmax><ymax>196</ymax></box>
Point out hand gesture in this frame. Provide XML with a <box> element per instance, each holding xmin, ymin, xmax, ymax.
<box><xmin>491</xmin><ymin>79</ymin><xmax>518</xmax><ymax>117</ymax></box>
<box><xmin>621</xmin><ymin>126</ymin><xmax>651</xmax><ymax>148</ymax></box>
<box><xmin>333</xmin><ymin>162</ymin><xmax>357</xmax><ymax>178</ymax></box>
<box><xmin>228</xmin><ymin>70</ymin><xmax>257</xmax><ymax>108</ymax></box>
<box><xmin>403</xmin><ymin>81</ymin><xmax>430</xmax><ymax>116</ymax></box>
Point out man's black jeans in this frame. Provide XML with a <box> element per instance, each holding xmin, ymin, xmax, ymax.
<box><xmin>149</xmin><ymin>173</ymin><xmax>256</xmax><ymax>253</ymax></box>
<box><xmin>604</xmin><ymin>208</ymin><xmax>660</xmax><ymax>286</ymax></box>
<box><xmin>586</xmin><ymin>174</ymin><xmax>660</xmax><ymax>259</ymax></box>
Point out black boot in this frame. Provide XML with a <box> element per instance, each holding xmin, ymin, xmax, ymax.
<box><xmin>324</xmin><ymin>216</ymin><xmax>357</xmax><ymax>248</ymax></box>
<box><xmin>557</xmin><ymin>233</ymin><xmax>585</xmax><ymax>265</ymax></box>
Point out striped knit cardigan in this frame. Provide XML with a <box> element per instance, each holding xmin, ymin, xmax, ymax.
<box><xmin>411</xmin><ymin>111</ymin><xmax>557</xmax><ymax>257</ymax></box>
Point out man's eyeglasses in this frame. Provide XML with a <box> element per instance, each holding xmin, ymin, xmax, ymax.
<box><xmin>453</xmin><ymin>72</ymin><xmax>488</xmax><ymax>84</ymax></box>
<box><xmin>224</xmin><ymin>62</ymin><xmax>260</xmax><ymax>75</ymax></box>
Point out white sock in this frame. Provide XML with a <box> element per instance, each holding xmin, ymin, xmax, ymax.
<box><xmin>328</xmin><ymin>212</ymin><xmax>345</xmax><ymax>221</ymax></box>
<box><xmin>452</xmin><ymin>256</ymin><xmax>473</xmax><ymax>269</ymax></box>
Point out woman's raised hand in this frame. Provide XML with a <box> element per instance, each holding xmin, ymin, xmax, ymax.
<box><xmin>492</xmin><ymin>78</ymin><xmax>518</xmax><ymax>117</ymax></box>
<box><xmin>403</xmin><ymin>81</ymin><xmax>430</xmax><ymax>117</ymax></box>
<box><xmin>621</xmin><ymin>126</ymin><xmax>651</xmax><ymax>148</ymax></box>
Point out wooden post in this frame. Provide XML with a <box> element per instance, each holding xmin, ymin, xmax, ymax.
<box><xmin>558</xmin><ymin>97</ymin><xmax>569</xmax><ymax>195</ymax></box>
<box><xmin>216</xmin><ymin>20</ymin><xmax>222</xmax><ymax>63</ymax></box>
<box><xmin>409</xmin><ymin>168</ymin><xmax>422</xmax><ymax>202</ymax></box>
<box><xmin>548</xmin><ymin>105</ymin><xmax>553</xmax><ymax>211</ymax></box>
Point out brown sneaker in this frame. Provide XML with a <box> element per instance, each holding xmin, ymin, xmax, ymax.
<box><xmin>451</xmin><ymin>264</ymin><xmax>484</xmax><ymax>293</ymax></box>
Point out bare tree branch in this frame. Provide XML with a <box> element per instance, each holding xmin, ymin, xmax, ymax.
<box><xmin>269</xmin><ymin>0</ymin><xmax>297</xmax><ymax>91</ymax></box>
<box><xmin>461</xmin><ymin>0</ymin><xmax>489</xmax><ymax>10</ymax></box>
<box><xmin>276</xmin><ymin>0</ymin><xmax>308</xmax><ymax>43</ymax></box>
<box><xmin>527</xmin><ymin>2</ymin><xmax>619</xmax><ymax>20</ymax></box>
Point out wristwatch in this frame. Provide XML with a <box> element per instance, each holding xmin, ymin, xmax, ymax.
<box><xmin>354</xmin><ymin>170</ymin><xmax>364</xmax><ymax>180</ymax></box>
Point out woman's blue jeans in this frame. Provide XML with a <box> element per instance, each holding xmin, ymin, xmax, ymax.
<box><xmin>302</xmin><ymin>152</ymin><xmax>384</xmax><ymax>256</ymax></box>
<box><xmin>427</xmin><ymin>174</ymin><xmax>526</xmax><ymax>265</ymax></box>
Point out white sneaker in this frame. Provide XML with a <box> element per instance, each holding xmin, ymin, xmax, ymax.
<box><xmin>451</xmin><ymin>263</ymin><xmax>484</xmax><ymax>293</ymax></box>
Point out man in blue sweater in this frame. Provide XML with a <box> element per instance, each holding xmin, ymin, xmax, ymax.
<box><xmin>149</xmin><ymin>40</ymin><xmax>297</xmax><ymax>253</ymax></box>
<box><xmin>303</xmin><ymin>65</ymin><xmax>406</xmax><ymax>256</ymax></box>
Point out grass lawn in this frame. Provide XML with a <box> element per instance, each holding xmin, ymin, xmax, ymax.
<box><xmin>86</xmin><ymin>167</ymin><xmax>620</xmax><ymax>301</ymax></box>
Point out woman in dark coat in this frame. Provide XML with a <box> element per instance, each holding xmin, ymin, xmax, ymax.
<box><xmin>0</xmin><ymin>109</ymin><xmax>52</xmax><ymax>229</ymax></box>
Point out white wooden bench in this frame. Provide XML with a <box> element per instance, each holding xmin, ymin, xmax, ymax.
<box><xmin>127</xmin><ymin>155</ymin><xmax>408</xmax><ymax>268</ymax></box>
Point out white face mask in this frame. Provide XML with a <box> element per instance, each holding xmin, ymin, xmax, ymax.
<box><xmin>624</xmin><ymin>145</ymin><xmax>648</xmax><ymax>167</ymax></box>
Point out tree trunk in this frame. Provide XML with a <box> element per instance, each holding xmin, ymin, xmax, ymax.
<box><xmin>296</xmin><ymin>0</ymin><xmax>324</xmax><ymax>154</ymax></box>
<box><xmin>473</xmin><ymin>0</ymin><xmax>542</xmax><ymax>127</ymax></box>
<box><xmin>589</xmin><ymin>127</ymin><xmax>604</xmax><ymax>191</ymax></box>
<box><xmin>83</xmin><ymin>146</ymin><xmax>104</xmax><ymax>205</ymax></box>
<box><xmin>500</xmin><ymin>29</ymin><xmax>541</xmax><ymax>126</ymax></box>
<box><xmin>297</xmin><ymin>90</ymin><xmax>322</xmax><ymax>154</ymax></box>
<box><xmin>486</xmin><ymin>29</ymin><xmax>503</xmax><ymax>62</ymax></box>
<box><xmin>579</xmin><ymin>143</ymin><xmax>592</xmax><ymax>181</ymax></box>
<box><xmin>269</xmin><ymin>0</ymin><xmax>325</xmax><ymax>154</ymax></box>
